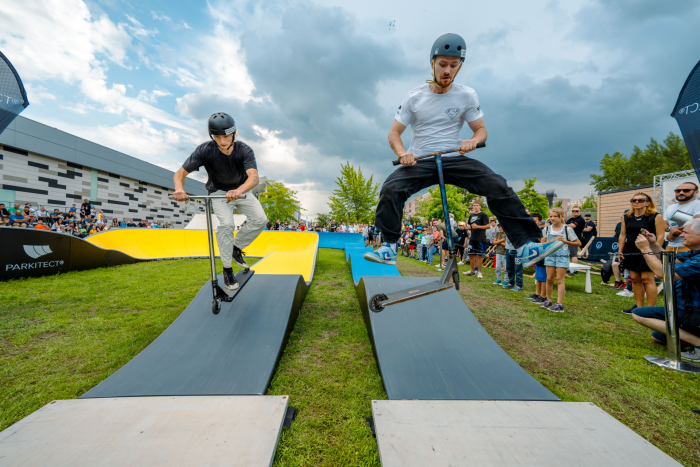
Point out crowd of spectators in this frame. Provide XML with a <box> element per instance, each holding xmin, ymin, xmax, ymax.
<box><xmin>0</xmin><ymin>198</ymin><xmax>173</xmax><ymax>237</ymax></box>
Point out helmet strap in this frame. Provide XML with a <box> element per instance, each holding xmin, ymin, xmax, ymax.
<box><xmin>426</xmin><ymin>59</ymin><xmax>463</xmax><ymax>89</ymax></box>
<box><xmin>210</xmin><ymin>131</ymin><xmax>237</xmax><ymax>151</ymax></box>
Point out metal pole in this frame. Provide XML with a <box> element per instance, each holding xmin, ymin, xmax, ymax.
<box><xmin>662</xmin><ymin>251</ymin><xmax>682</xmax><ymax>361</ymax></box>
<box><xmin>204</xmin><ymin>198</ymin><xmax>218</xmax><ymax>283</ymax></box>
<box><xmin>436</xmin><ymin>155</ymin><xmax>453</xmax><ymax>252</ymax></box>
<box><xmin>645</xmin><ymin>250</ymin><xmax>700</xmax><ymax>373</ymax></box>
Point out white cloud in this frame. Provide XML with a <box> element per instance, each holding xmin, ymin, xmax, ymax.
<box><xmin>183</xmin><ymin>22</ymin><xmax>192</xmax><ymax>30</ymax></box>
<box><xmin>137</xmin><ymin>89</ymin><xmax>172</xmax><ymax>104</ymax></box>
<box><xmin>22</xmin><ymin>83</ymin><xmax>56</xmax><ymax>105</ymax></box>
<box><xmin>61</xmin><ymin>103</ymin><xmax>94</xmax><ymax>114</ymax></box>
<box><xmin>124</xmin><ymin>14</ymin><xmax>159</xmax><ymax>39</ymax></box>
<box><xmin>151</xmin><ymin>11</ymin><xmax>171</xmax><ymax>22</ymax></box>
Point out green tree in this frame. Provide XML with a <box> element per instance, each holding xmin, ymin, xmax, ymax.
<box><xmin>581</xmin><ymin>193</ymin><xmax>597</xmax><ymax>209</ymax></box>
<box><xmin>422</xmin><ymin>185</ymin><xmax>468</xmax><ymax>222</ymax></box>
<box><xmin>258</xmin><ymin>181</ymin><xmax>303</xmax><ymax>223</ymax></box>
<box><xmin>554</xmin><ymin>200</ymin><xmax>563</xmax><ymax>208</ymax></box>
<box><xmin>590</xmin><ymin>132</ymin><xmax>690</xmax><ymax>192</ymax></box>
<box><xmin>315</xmin><ymin>213</ymin><xmax>332</xmax><ymax>228</ymax></box>
<box><xmin>328</xmin><ymin>162</ymin><xmax>380</xmax><ymax>223</ymax></box>
<box><xmin>516</xmin><ymin>176</ymin><xmax>549</xmax><ymax>217</ymax></box>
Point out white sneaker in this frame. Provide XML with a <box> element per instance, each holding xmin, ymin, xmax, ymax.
<box><xmin>616</xmin><ymin>289</ymin><xmax>634</xmax><ymax>297</ymax></box>
<box><xmin>681</xmin><ymin>346</ymin><xmax>700</xmax><ymax>362</ymax></box>
<box><xmin>477</xmin><ymin>272</ymin><xmax>483</xmax><ymax>279</ymax></box>
<box><xmin>457</xmin><ymin>261</ymin><xmax>465</xmax><ymax>265</ymax></box>
<box><xmin>463</xmin><ymin>271</ymin><xmax>475</xmax><ymax>276</ymax></box>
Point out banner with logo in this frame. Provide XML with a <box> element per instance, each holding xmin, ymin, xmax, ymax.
<box><xmin>0</xmin><ymin>227</ymin><xmax>141</xmax><ymax>281</ymax></box>
<box><xmin>583</xmin><ymin>237</ymin><xmax>619</xmax><ymax>262</ymax></box>
<box><xmin>0</xmin><ymin>50</ymin><xmax>29</xmax><ymax>135</ymax></box>
<box><xmin>671</xmin><ymin>60</ymin><xmax>700</xmax><ymax>184</ymax></box>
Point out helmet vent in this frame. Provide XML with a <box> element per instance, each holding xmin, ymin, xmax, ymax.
<box><xmin>457</xmin><ymin>46</ymin><xmax>462</xmax><ymax>51</ymax></box>
<box><xmin>444</xmin><ymin>44</ymin><xmax>450</xmax><ymax>50</ymax></box>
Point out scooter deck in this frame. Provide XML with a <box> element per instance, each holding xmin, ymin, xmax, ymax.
<box><xmin>379</xmin><ymin>280</ymin><xmax>454</xmax><ymax>308</ymax></box>
<box><xmin>218</xmin><ymin>268</ymin><xmax>255</xmax><ymax>302</ymax></box>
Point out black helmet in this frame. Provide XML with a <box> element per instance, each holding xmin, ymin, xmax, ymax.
<box><xmin>429</xmin><ymin>33</ymin><xmax>467</xmax><ymax>61</ymax></box>
<box><xmin>208</xmin><ymin>112</ymin><xmax>237</xmax><ymax>136</ymax></box>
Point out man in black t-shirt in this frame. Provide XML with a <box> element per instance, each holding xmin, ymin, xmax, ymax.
<box><xmin>329</xmin><ymin>221</ymin><xmax>337</xmax><ymax>232</ymax></box>
<box><xmin>173</xmin><ymin>112</ymin><xmax>266</xmax><ymax>291</ymax></box>
<box><xmin>80</xmin><ymin>199</ymin><xmax>92</xmax><ymax>219</ymax></box>
<box><xmin>464</xmin><ymin>201</ymin><xmax>490</xmax><ymax>278</ymax></box>
<box><xmin>566</xmin><ymin>207</ymin><xmax>585</xmax><ymax>263</ymax></box>
<box><xmin>581</xmin><ymin>214</ymin><xmax>596</xmax><ymax>251</ymax></box>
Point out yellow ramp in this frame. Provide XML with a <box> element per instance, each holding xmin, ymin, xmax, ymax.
<box><xmin>86</xmin><ymin>230</ymin><xmax>318</xmax><ymax>282</ymax></box>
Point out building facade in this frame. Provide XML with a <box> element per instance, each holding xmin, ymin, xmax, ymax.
<box><xmin>0</xmin><ymin>117</ymin><xmax>213</xmax><ymax>227</ymax></box>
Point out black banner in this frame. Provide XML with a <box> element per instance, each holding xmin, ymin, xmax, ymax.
<box><xmin>0</xmin><ymin>227</ymin><xmax>141</xmax><ymax>281</ymax></box>
<box><xmin>583</xmin><ymin>237</ymin><xmax>619</xmax><ymax>262</ymax></box>
<box><xmin>0</xmin><ymin>50</ymin><xmax>29</xmax><ymax>135</ymax></box>
<box><xmin>671</xmin><ymin>60</ymin><xmax>700</xmax><ymax>183</ymax></box>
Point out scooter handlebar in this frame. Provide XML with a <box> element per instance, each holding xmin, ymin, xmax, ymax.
<box><xmin>391</xmin><ymin>142</ymin><xmax>486</xmax><ymax>166</ymax></box>
<box><xmin>169</xmin><ymin>194</ymin><xmax>247</xmax><ymax>201</ymax></box>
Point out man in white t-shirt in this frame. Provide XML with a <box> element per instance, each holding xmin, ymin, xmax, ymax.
<box><xmin>665</xmin><ymin>181</ymin><xmax>700</xmax><ymax>253</ymax></box>
<box><xmin>364</xmin><ymin>33</ymin><xmax>563</xmax><ymax>267</ymax></box>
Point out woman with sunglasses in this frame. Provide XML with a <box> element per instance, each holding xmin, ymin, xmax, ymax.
<box><xmin>618</xmin><ymin>193</ymin><xmax>665</xmax><ymax>315</ymax></box>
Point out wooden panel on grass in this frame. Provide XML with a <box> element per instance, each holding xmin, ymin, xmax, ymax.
<box><xmin>0</xmin><ymin>396</ymin><xmax>288</xmax><ymax>467</ymax></box>
<box><xmin>372</xmin><ymin>400</ymin><xmax>681</xmax><ymax>467</ymax></box>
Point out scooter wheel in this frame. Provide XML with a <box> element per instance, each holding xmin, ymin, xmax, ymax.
<box><xmin>212</xmin><ymin>299</ymin><xmax>221</xmax><ymax>315</ymax></box>
<box><xmin>369</xmin><ymin>293</ymin><xmax>387</xmax><ymax>313</ymax></box>
<box><xmin>452</xmin><ymin>271</ymin><xmax>460</xmax><ymax>291</ymax></box>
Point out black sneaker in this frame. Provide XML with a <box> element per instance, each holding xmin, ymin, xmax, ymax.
<box><xmin>223</xmin><ymin>268</ymin><xmax>239</xmax><ymax>290</ymax></box>
<box><xmin>231</xmin><ymin>245</ymin><xmax>248</xmax><ymax>269</ymax></box>
<box><xmin>531</xmin><ymin>296</ymin><xmax>546</xmax><ymax>304</ymax></box>
<box><xmin>524</xmin><ymin>293</ymin><xmax>538</xmax><ymax>300</ymax></box>
<box><xmin>621</xmin><ymin>304</ymin><xmax>638</xmax><ymax>315</ymax></box>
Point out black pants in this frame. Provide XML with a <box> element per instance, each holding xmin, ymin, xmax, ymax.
<box><xmin>374</xmin><ymin>156</ymin><xmax>542</xmax><ymax>248</ymax></box>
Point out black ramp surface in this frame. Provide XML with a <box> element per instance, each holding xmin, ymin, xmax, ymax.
<box><xmin>357</xmin><ymin>276</ymin><xmax>559</xmax><ymax>401</ymax></box>
<box><xmin>82</xmin><ymin>274</ymin><xmax>307</xmax><ymax>398</ymax></box>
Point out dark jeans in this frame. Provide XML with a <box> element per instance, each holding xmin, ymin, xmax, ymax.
<box><xmin>505</xmin><ymin>249</ymin><xmax>523</xmax><ymax>287</ymax></box>
<box><xmin>374</xmin><ymin>156</ymin><xmax>542</xmax><ymax>247</ymax></box>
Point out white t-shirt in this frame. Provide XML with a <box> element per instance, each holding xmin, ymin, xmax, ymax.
<box><xmin>395</xmin><ymin>83</ymin><xmax>483</xmax><ymax>156</ymax></box>
<box><xmin>664</xmin><ymin>199</ymin><xmax>700</xmax><ymax>247</ymax></box>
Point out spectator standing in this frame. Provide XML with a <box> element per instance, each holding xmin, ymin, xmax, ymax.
<box><xmin>581</xmin><ymin>214</ymin><xmax>596</xmax><ymax>250</ymax></box>
<box><xmin>526</xmin><ymin>213</ymin><xmax>548</xmax><ymax>304</ymax></box>
<box><xmin>664</xmin><ymin>182</ymin><xmax>700</xmax><ymax>254</ymax></box>
<box><xmin>81</xmin><ymin>199</ymin><xmax>92</xmax><ymax>218</ymax></box>
<box><xmin>424</xmin><ymin>227</ymin><xmax>435</xmax><ymax>264</ymax></box>
<box><xmin>503</xmin><ymin>234</ymin><xmax>523</xmax><ymax>291</ymax></box>
<box><xmin>540</xmin><ymin>208</ymin><xmax>580</xmax><ymax>312</ymax></box>
<box><xmin>487</xmin><ymin>217</ymin><xmax>498</xmax><ymax>245</ymax></box>
<box><xmin>492</xmin><ymin>223</ymin><xmax>507</xmax><ymax>285</ymax></box>
<box><xmin>455</xmin><ymin>222</ymin><xmax>468</xmax><ymax>265</ymax></box>
<box><xmin>464</xmin><ymin>201</ymin><xmax>489</xmax><ymax>278</ymax></box>
<box><xmin>618</xmin><ymin>192</ymin><xmax>665</xmax><ymax>315</ymax></box>
<box><xmin>633</xmin><ymin>223</ymin><xmax>700</xmax><ymax>361</ymax></box>
<box><xmin>565</xmin><ymin>206</ymin><xmax>585</xmax><ymax>265</ymax></box>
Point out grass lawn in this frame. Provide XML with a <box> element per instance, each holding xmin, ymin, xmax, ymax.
<box><xmin>1</xmin><ymin>248</ymin><xmax>699</xmax><ymax>466</ymax></box>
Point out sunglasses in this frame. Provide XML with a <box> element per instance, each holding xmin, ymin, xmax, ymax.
<box><xmin>675</xmin><ymin>188</ymin><xmax>696</xmax><ymax>193</ymax></box>
<box><xmin>572</xmin><ymin>210</ymin><xmax>580</xmax><ymax>212</ymax></box>
<box><xmin>630</xmin><ymin>198</ymin><xmax>647</xmax><ymax>203</ymax></box>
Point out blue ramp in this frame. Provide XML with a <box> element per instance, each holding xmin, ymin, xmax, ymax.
<box><xmin>348</xmin><ymin>253</ymin><xmax>400</xmax><ymax>285</ymax></box>
<box><xmin>345</xmin><ymin>244</ymin><xmax>372</xmax><ymax>262</ymax></box>
<box><xmin>317</xmin><ymin>232</ymin><xmax>364</xmax><ymax>249</ymax></box>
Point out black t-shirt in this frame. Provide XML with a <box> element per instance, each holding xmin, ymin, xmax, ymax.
<box><xmin>138</xmin><ymin>222</ymin><xmax>146</xmax><ymax>228</ymax></box>
<box><xmin>582</xmin><ymin>220</ymin><xmax>597</xmax><ymax>240</ymax></box>
<box><xmin>566</xmin><ymin>216</ymin><xmax>586</xmax><ymax>240</ymax></box>
<box><xmin>81</xmin><ymin>203</ymin><xmax>92</xmax><ymax>214</ymax></box>
<box><xmin>330</xmin><ymin>223</ymin><xmax>337</xmax><ymax>232</ymax></box>
<box><xmin>0</xmin><ymin>208</ymin><xmax>9</xmax><ymax>218</ymax></box>
<box><xmin>614</xmin><ymin>222</ymin><xmax>622</xmax><ymax>237</ymax></box>
<box><xmin>182</xmin><ymin>140</ymin><xmax>257</xmax><ymax>194</ymax></box>
<box><xmin>468</xmin><ymin>212</ymin><xmax>489</xmax><ymax>242</ymax></box>
<box><xmin>127</xmin><ymin>222</ymin><xmax>136</xmax><ymax>227</ymax></box>
<box><xmin>456</xmin><ymin>228</ymin><xmax>468</xmax><ymax>243</ymax></box>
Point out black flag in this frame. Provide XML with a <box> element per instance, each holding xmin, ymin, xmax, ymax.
<box><xmin>671</xmin><ymin>60</ymin><xmax>700</xmax><ymax>183</ymax></box>
<box><xmin>0</xmin><ymin>50</ymin><xmax>29</xmax><ymax>135</ymax></box>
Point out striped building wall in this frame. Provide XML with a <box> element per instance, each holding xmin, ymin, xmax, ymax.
<box><xmin>0</xmin><ymin>144</ymin><xmax>205</xmax><ymax>226</ymax></box>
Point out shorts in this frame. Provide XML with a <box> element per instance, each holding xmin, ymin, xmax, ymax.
<box><xmin>633</xmin><ymin>306</ymin><xmax>700</xmax><ymax>339</ymax></box>
<box><xmin>535</xmin><ymin>264</ymin><xmax>547</xmax><ymax>282</ymax></box>
<box><xmin>409</xmin><ymin>244</ymin><xmax>415</xmax><ymax>250</ymax></box>
<box><xmin>544</xmin><ymin>250</ymin><xmax>570</xmax><ymax>268</ymax></box>
<box><xmin>467</xmin><ymin>240</ymin><xmax>487</xmax><ymax>256</ymax></box>
<box><xmin>568</xmin><ymin>244</ymin><xmax>579</xmax><ymax>258</ymax></box>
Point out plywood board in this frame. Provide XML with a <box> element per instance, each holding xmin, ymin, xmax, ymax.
<box><xmin>372</xmin><ymin>400</ymin><xmax>680</xmax><ymax>467</ymax></box>
<box><xmin>0</xmin><ymin>396</ymin><xmax>288</xmax><ymax>467</ymax></box>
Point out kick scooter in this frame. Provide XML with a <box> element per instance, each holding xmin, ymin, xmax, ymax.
<box><xmin>170</xmin><ymin>194</ymin><xmax>255</xmax><ymax>314</ymax></box>
<box><xmin>369</xmin><ymin>143</ymin><xmax>485</xmax><ymax>312</ymax></box>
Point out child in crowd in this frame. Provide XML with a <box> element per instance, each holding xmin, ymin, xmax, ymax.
<box><xmin>526</xmin><ymin>213</ymin><xmax>548</xmax><ymax>304</ymax></box>
<box><xmin>408</xmin><ymin>228</ymin><xmax>416</xmax><ymax>259</ymax></box>
<box><xmin>503</xmin><ymin>234</ymin><xmax>523</xmax><ymax>291</ymax></box>
<box><xmin>492</xmin><ymin>223</ymin><xmax>507</xmax><ymax>285</ymax></box>
<box><xmin>424</xmin><ymin>227</ymin><xmax>435</xmax><ymax>265</ymax></box>
<box><xmin>541</xmin><ymin>208</ymin><xmax>581</xmax><ymax>312</ymax></box>
<box><xmin>416</xmin><ymin>227</ymin><xmax>424</xmax><ymax>260</ymax></box>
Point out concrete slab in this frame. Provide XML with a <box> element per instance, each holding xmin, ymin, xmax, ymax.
<box><xmin>0</xmin><ymin>396</ymin><xmax>288</xmax><ymax>467</ymax></box>
<box><xmin>372</xmin><ymin>400</ymin><xmax>680</xmax><ymax>467</ymax></box>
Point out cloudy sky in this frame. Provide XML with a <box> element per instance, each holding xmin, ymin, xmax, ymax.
<box><xmin>1</xmin><ymin>0</ymin><xmax>698</xmax><ymax>216</ymax></box>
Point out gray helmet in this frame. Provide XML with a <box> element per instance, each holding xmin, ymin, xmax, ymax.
<box><xmin>430</xmin><ymin>33</ymin><xmax>467</xmax><ymax>62</ymax></box>
<box><xmin>208</xmin><ymin>112</ymin><xmax>236</xmax><ymax>136</ymax></box>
